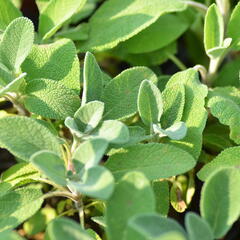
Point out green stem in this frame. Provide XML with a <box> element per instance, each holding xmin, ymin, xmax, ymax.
<box><xmin>185</xmin><ymin>1</ymin><xmax>208</xmax><ymax>13</ymax></box>
<box><xmin>167</xmin><ymin>54</ymin><xmax>187</xmax><ymax>71</ymax></box>
<box><xmin>43</xmin><ymin>191</ymin><xmax>79</xmax><ymax>202</ymax></box>
<box><xmin>78</xmin><ymin>199</ymin><xmax>85</xmax><ymax>229</ymax></box>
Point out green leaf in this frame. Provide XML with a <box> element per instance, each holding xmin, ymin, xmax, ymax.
<box><xmin>0</xmin><ymin>231</ymin><xmax>26</xmax><ymax>240</ymax></box>
<box><xmin>22</xmin><ymin>39</ymin><xmax>80</xmax><ymax>92</ymax></box>
<box><xmin>198</xmin><ymin>146</ymin><xmax>240</xmax><ymax>181</ymax></box>
<box><xmin>0</xmin><ymin>63</ymin><xmax>13</xmax><ymax>87</ymax></box>
<box><xmin>0</xmin><ymin>116</ymin><xmax>62</xmax><ymax>161</ymax></box>
<box><xmin>67</xmin><ymin>166</ymin><xmax>114</xmax><ymax>200</ymax></box>
<box><xmin>106</xmin><ymin>171</ymin><xmax>155</xmax><ymax>240</ymax></box>
<box><xmin>204</xmin><ymin>4</ymin><xmax>224</xmax><ymax>56</ymax></box>
<box><xmin>82</xmin><ymin>52</ymin><xmax>103</xmax><ymax>105</ymax></box>
<box><xmin>0</xmin><ymin>186</ymin><xmax>43</xmax><ymax>232</ymax></box>
<box><xmin>152</xmin><ymin>180</ymin><xmax>169</xmax><ymax>216</ymax></box>
<box><xmin>200</xmin><ymin>167</ymin><xmax>240</xmax><ymax>238</ymax></box>
<box><xmin>1</xmin><ymin>163</ymin><xmax>39</xmax><ymax>187</ymax></box>
<box><xmin>207</xmin><ymin>87</ymin><xmax>240</xmax><ymax>144</ymax></box>
<box><xmin>185</xmin><ymin>212</ymin><xmax>214</xmax><ymax>240</ymax></box>
<box><xmin>24</xmin><ymin>78</ymin><xmax>80</xmax><ymax>120</ymax></box>
<box><xmin>120</xmin><ymin>13</ymin><xmax>189</xmax><ymax>54</ymax></box>
<box><xmin>102</xmin><ymin>67</ymin><xmax>157</xmax><ymax>120</ymax></box>
<box><xmin>138</xmin><ymin>80</ymin><xmax>163</xmax><ymax>127</ymax></box>
<box><xmin>46</xmin><ymin>217</ymin><xmax>94</xmax><ymax>240</ymax></box>
<box><xmin>79</xmin><ymin>0</ymin><xmax>186</xmax><ymax>51</ymax></box>
<box><xmin>227</xmin><ymin>2</ymin><xmax>240</xmax><ymax>44</ymax></box>
<box><xmin>124</xmin><ymin>213</ymin><xmax>186</xmax><ymax>240</ymax></box>
<box><xmin>91</xmin><ymin>216</ymin><xmax>106</xmax><ymax>228</ymax></box>
<box><xmin>0</xmin><ymin>17</ymin><xmax>34</xmax><ymax>72</ymax></box>
<box><xmin>154</xmin><ymin>122</ymin><xmax>187</xmax><ymax>140</ymax></box>
<box><xmin>30</xmin><ymin>150</ymin><xmax>67</xmax><ymax>186</ymax></box>
<box><xmin>73</xmin><ymin>138</ymin><xmax>108</xmax><ymax>172</ymax></box>
<box><xmin>65</xmin><ymin>101</ymin><xmax>104</xmax><ymax>137</ymax></box>
<box><xmin>161</xmin><ymin>84</ymin><xmax>185</xmax><ymax>128</ymax></box>
<box><xmin>93</xmin><ymin>120</ymin><xmax>129</xmax><ymax>144</ymax></box>
<box><xmin>166</xmin><ymin>68</ymin><xmax>208</xmax><ymax>159</ymax></box>
<box><xmin>0</xmin><ymin>72</ymin><xmax>26</xmax><ymax>97</ymax></box>
<box><xmin>213</xmin><ymin>57</ymin><xmax>240</xmax><ymax>87</ymax></box>
<box><xmin>105</xmin><ymin>143</ymin><xmax>196</xmax><ymax>181</ymax></box>
<box><xmin>0</xmin><ymin>0</ymin><xmax>22</xmax><ymax>31</ymax></box>
<box><xmin>39</xmin><ymin>0</ymin><xmax>87</xmax><ymax>40</ymax></box>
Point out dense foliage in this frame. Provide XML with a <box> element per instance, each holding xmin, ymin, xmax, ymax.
<box><xmin>0</xmin><ymin>0</ymin><xmax>240</xmax><ymax>239</ymax></box>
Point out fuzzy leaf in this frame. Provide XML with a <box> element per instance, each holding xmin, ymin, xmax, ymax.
<box><xmin>0</xmin><ymin>186</ymin><xmax>43</xmax><ymax>232</ymax></box>
<box><xmin>138</xmin><ymin>80</ymin><xmax>163</xmax><ymax>127</ymax></box>
<box><xmin>39</xmin><ymin>0</ymin><xmax>87</xmax><ymax>40</ymax></box>
<box><xmin>102</xmin><ymin>67</ymin><xmax>157</xmax><ymax>120</ymax></box>
<box><xmin>120</xmin><ymin>13</ymin><xmax>189</xmax><ymax>54</ymax></box>
<box><xmin>200</xmin><ymin>167</ymin><xmax>240</xmax><ymax>238</ymax></box>
<box><xmin>0</xmin><ymin>17</ymin><xmax>34</xmax><ymax>72</ymax></box>
<box><xmin>46</xmin><ymin>217</ymin><xmax>94</xmax><ymax>240</ymax></box>
<box><xmin>0</xmin><ymin>116</ymin><xmax>62</xmax><ymax>161</ymax></box>
<box><xmin>93</xmin><ymin>120</ymin><xmax>129</xmax><ymax>144</ymax></box>
<box><xmin>185</xmin><ymin>212</ymin><xmax>214</xmax><ymax>240</ymax></box>
<box><xmin>106</xmin><ymin>171</ymin><xmax>155</xmax><ymax>240</ymax></box>
<box><xmin>198</xmin><ymin>146</ymin><xmax>240</xmax><ymax>181</ymax></box>
<box><xmin>73</xmin><ymin>138</ymin><xmax>108</xmax><ymax>172</ymax></box>
<box><xmin>105</xmin><ymin>143</ymin><xmax>195</xmax><ymax>180</ymax></box>
<box><xmin>124</xmin><ymin>213</ymin><xmax>186</xmax><ymax>240</ymax></box>
<box><xmin>79</xmin><ymin>0</ymin><xmax>186</xmax><ymax>51</ymax></box>
<box><xmin>0</xmin><ymin>231</ymin><xmax>26</xmax><ymax>240</ymax></box>
<box><xmin>166</xmin><ymin>68</ymin><xmax>208</xmax><ymax>159</ymax></box>
<box><xmin>0</xmin><ymin>63</ymin><xmax>13</xmax><ymax>86</ymax></box>
<box><xmin>67</xmin><ymin>166</ymin><xmax>114</xmax><ymax>200</ymax></box>
<box><xmin>227</xmin><ymin>2</ymin><xmax>240</xmax><ymax>44</ymax></box>
<box><xmin>161</xmin><ymin>84</ymin><xmax>185</xmax><ymax>128</ymax></box>
<box><xmin>204</xmin><ymin>4</ymin><xmax>224</xmax><ymax>55</ymax></box>
<box><xmin>24</xmin><ymin>78</ymin><xmax>80</xmax><ymax>120</ymax></box>
<box><xmin>82</xmin><ymin>52</ymin><xmax>103</xmax><ymax>105</ymax></box>
<box><xmin>0</xmin><ymin>0</ymin><xmax>22</xmax><ymax>31</ymax></box>
<box><xmin>22</xmin><ymin>39</ymin><xmax>80</xmax><ymax>92</ymax></box>
<box><xmin>30</xmin><ymin>150</ymin><xmax>67</xmax><ymax>186</ymax></box>
<box><xmin>207</xmin><ymin>87</ymin><xmax>240</xmax><ymax>144</ymax></box>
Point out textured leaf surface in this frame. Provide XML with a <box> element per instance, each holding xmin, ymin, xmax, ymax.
<box><xmin>82</xmin><ymin>52</ymin><xmax>103</xmax><ymax>105</ymax></box>
<box><xmin>93</xmin><ymin>120</ymin><xmax>129</xmax><ymax>144</ymax></box>
<box><xmin>207</xmin><ymin>87</ymin><xmax>240</xmax><ymax>144</ymax></box>
<box><xmin>161</xmin><ymin>84</ymin><xmax>185</xmax><ymax>128</ymax></box>
<box><xmin>200</xmin><ymin>167</ymin><xmax>240</xmax><ymax>238</ymax></box>
<box><xmin>0</xmin><ymin>0</ymin><xmax>22</xmax><ymax>31</ymax></box>
<box><xmin>185</xmin><ymin>212</ymin><xmax>214</xmax><ymax>240</ymax></box>
<box><xmin>67</xmin><ymin>166</ymin><xmax>114</xmax><ymax>200</ymax></box>
<box><xmin>39</xmin><ymin>0</ymin><xmax>87</xmax><ymax>40</ymax></box>
<box><xmin>106</xmin><ymin>171</ymin><xmax>155</xmax><ymax>240</ymax></box>
<box><xmin>24</xmin><ymin>78</ymin><xmax>80</xmax><ymax>120</ymax></box>
<box><xmin>227</xmin><ymin>2</ymin><xmax>240</xmax><ymax>43</ymax></box>
<box><xmin>73</xmin><ymin>138</ymin><xmax>108</xmax><ymax>172</ymax></box>
<box><xmin>0</xmin><ymin>231</ymin><xmax>26</xmax><ymax>240</ymax></box>
<box><xmin>0</xmin><ymin>17</ymin><xmax>34</xmax><ymax>72</ymax></box>
<box><xmin>138</xmin><ymin>80</ymin><xmax>163</xmax><ymax>127</ymax></box>
<box><xmin>198</xmin><ymin>147</ymin><xmax>240</xmax><ymax>181</ymax></box>
<box><xmin>0</xmin><ymin>63</ymin><xmax>13</xmax><ymax>86</ymax></box>
<box><xmin>79</xmin><ymin>0</ymin><xmax>186</xmax><ymax>51</ymax></box>
<box><xmin>22</xmin><ymin>39</ymin><xmax>80</xmax><ymax>92</ymax></box>
<box><xmin>166</xmin><ymin>68</ymin><xmax>208</xmax><ymax>159</ymax></box>
<box><xmin>0</xmin><ymin>186</ymin><xmax>43</xmax><ymax>232</ymax></box>
<box><xmin>102</xmin><ymin>67</ymin><xmax>157</xmax><ymax>120</ymax></box>
<box><xmin>46</xmin><ymin>217</ymin><xmax>94</xmax><ymax>240</ymax></box>
<box><xmin>31</xmin><ymin>150</ymin><xmax>66</xmax><ymax>186</ymax></box>
<box><xmin>105</xmin><ymin>143</ymin><xmax>195</xmax><ymax>180</ymax></box>
<box><xmin>204</xmin><ymin>4</ymin><xmax>224</xmax><ymax>53</ymax></box>
<box><xmin>121</xmin><ymin>13</ymin><xmax>189</xmax><ymax>54</ymax></box>
<box><xmin>124</xmin><ymin>213</ymin><xmax>186</xmax><ymax>240</ymax></box>
<box><xmin>0</xmin><ymin>116</ymin><xmax>62</xmax><ymax>161</ymax></box>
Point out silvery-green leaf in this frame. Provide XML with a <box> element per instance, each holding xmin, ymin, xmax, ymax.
<box><xmin>67</xmin><ymin>166</ymin><xmax>114</xmax><ymax>200</ymax></box>
<box><xmin>73</xmin><ymin>138</ymin><xmax>108</xmax><ymax>172</ymax></box>
<box><xmin>0</xmin><ymin>62</ymin><xmax>13</xmax><ymax>87</ymax></box>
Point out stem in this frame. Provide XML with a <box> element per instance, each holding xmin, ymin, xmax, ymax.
<box><xmin>167</xmin><ymin>54</ymin><xmax>187</xmax><ymax>71</ymax></box>
<box><xmin>185</xmin><ymin>1</ymin><xmax>208</xmax><ymax>13</ymax></box>
<box><xmin>34</xmin><ymin>177</ymin><xmax>66</xmax><ymax>191</ymax></box>
<box><xmin>193</xmin><ymin>65</ymin><xmax>208</xmax><ymax>84</ymax></box>
<box><xmin>77</xmin><ymin>199</ymin><xmax>85</xmax><ymax>229</ymax></box>
<box><xmin>43</xmin><ymin>191</ymin><xmax>79</xmax><ymax>202</ymax></box>
<box><xmin>207</xmin><ymin>57</ymin><xmax>222</xmax><ymax>86</ymax></box>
